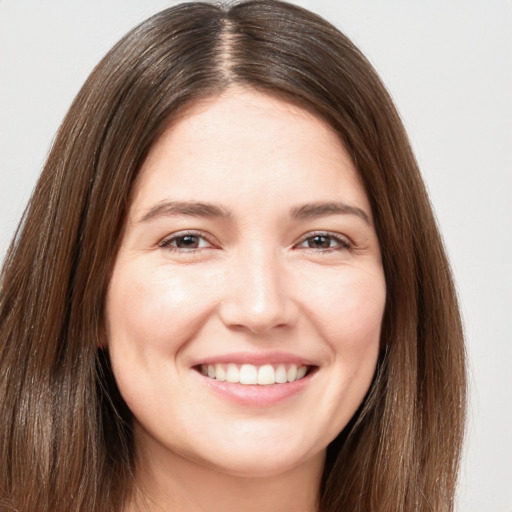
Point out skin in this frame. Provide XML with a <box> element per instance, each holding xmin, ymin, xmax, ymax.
<box><xmin>105</xmin><ymin>88</ymin><xmax>386</xmax><ymax>512</ymax></box>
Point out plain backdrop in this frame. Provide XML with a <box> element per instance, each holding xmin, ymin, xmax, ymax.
<box><xmin>1</xmin><ymin>1</ymin><xmax>511</xmax><ymax>511</ymax></box>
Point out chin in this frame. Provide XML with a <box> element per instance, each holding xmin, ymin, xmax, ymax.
<box><xmin>201</xmin><ymin>449</ymin><xmax>322</xmax><ymax>479</ymax></box>
<box><xmin>183</xmin><ymin>429</ymin><xmax>326</xmax><ymax>478</ymax></box>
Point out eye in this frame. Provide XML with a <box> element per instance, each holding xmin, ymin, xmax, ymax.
<box><xmin>296</xmin><ymin>232</ymin><xmax>352</xmax><ymax>251</ymax></box>
<box><xmin>159</xmin><ymin>231</ymin><xmax>214</xmax><ymax>251</ymax></box>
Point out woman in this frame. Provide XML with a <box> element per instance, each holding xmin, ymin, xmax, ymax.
<box><xmin>0</xmin><ymin>1</ymin><xmax>466</xmax><ymax>511</ymax></box>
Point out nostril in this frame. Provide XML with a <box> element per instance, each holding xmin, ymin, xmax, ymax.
<box><xmin>218</xmin><ymin>302</ymin><xmax>299</xmax><ymax>334</ymax></box>
<box><xmin>217</xmin><ymin>267</ymin><xmax>300</xmax><ymax>333</ymax></box>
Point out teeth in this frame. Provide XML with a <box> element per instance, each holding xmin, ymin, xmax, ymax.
<box><xmin>239</xmin><ymin>364</ymin><xmax>258</xmax><ymax>384</ymax></box>
<box><xmin>226</xmin><ymin>363</ymin><xmax>239</xmax><ymax>383</ymax></box>
<box><xmin>215</xmin><ymin>364</ymin><xmax>226</xmax><ymax>382</ymax></box>
<box><xmin>296</xmin><ymin>365</ymin><xmax>307</xmax><ymax>380</ymax></box>
<box><xmin>286</xmin><ymin>364</ymin><xmax>297</xmax><ymax>382</ymax></box>
<box><xmin>199</xmin><ymin>363</ymin><xmax>309</xmax><ymax>385</ymax></box>
<box><xmin>240</xmin><ymin>364</ymin><xmax>258</xmax><ymax>384</ymax></box>
<box><xmin>275</xmin><ymin>364</ymin><xmax>287</xmax><ymax>383</ymax></box>
<box><xmin>257</xmin><ymin>364</ymin><xmax>275</xmax><ymax>385</ymax></box>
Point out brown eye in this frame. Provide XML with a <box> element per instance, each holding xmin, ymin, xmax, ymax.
<box><xmin>297</xmin><ymin>232</ymin><xmax>352</xmax><ymax>251</ymax></box>
<box><xmin>160</xmin><ymin>232</ymin><xmax>213</xmax><ymax>251</ymax></box>
<box><xmin>307</xmin><ymin>235</ymin><xmax>332</xmax><ymax>249</ymax></box>
<box><xmin>174</xmin><ymin>235</ymin><xmax>200</xmax><ymax>249</ymax></box>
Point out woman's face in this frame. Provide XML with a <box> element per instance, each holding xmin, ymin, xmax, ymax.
<box><xmin>105</xmin><ymin>88</ymin><xmax>386</xmax><ymax>478</ymax></box>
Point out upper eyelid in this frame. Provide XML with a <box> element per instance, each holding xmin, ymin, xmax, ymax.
<box><xmin>294</xmin><ymin>230</ymin><xmax>353</xmax><ymax>246</ymax></box>
<box><xmin>159</xmin><ymin>230</ymin><xmax>216</xmax><ymax>248</ymax></box>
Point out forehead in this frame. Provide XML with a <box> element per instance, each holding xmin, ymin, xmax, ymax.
<box><xmin>129</xmin><ymin>87</ymin><xmax>370</xmax><ymax>219</ymax></box>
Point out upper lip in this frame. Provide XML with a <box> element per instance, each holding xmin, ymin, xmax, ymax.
<box><xmin>191</xmin><ymin>351</ymin><xmax>318</xmax><ymax>367</ymax></box>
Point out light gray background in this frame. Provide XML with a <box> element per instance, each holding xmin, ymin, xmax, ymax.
<box><xmin>1</xmin><ymin>1</ymin><xmax>511</xmax><ymax>510</ymax></box>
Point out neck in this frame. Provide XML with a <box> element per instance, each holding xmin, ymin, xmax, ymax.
<box><xmin>127</xmin><ymin>432</ymin><xmax>325</xmax><ymax>512</ymax></box>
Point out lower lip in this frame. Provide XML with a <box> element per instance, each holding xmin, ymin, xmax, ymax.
<box><xmin>196</xmin><ymin>371</ymin><xmax>315</xmax><ymax>407</ymax></box>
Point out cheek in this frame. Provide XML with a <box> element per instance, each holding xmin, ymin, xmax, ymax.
<box><xmin>106</xmin><ymin>262</ymin><xmax>220</xmax><ymax>354</ymax></box>
<box><xmin>303</xmin><ymin>267</ymin><xmax>386</xmax><ymax>353</ymax></box>
<box><xmin>318</xmin><ymin>271</ymin><xmax>385</xmax><ymax>421</ymax></box>
<box><xmin>104</xmin><ymin>262</ymin><xmax>222</xmax><ymax>416</ymax></box>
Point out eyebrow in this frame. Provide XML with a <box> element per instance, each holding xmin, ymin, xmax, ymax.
<box><xmin>138</xmin><ymin>200</ymin><xmax>371</xmax><ymax>226</ymax></box>
<box><xmin>290</xmin><ymin>202</ymin><xmax>372</xmax><ymax>226</ymax></box>
<box><xmin>138</xmin><ymin>201</ymin><xmax>232</xmax><ymax>223</ymax></box>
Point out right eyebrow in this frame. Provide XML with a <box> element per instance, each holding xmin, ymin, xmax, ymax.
<box><xmin>138</xmin><ymin>200</ymin><xmax>232</xmax><ymax>223</ymax></box>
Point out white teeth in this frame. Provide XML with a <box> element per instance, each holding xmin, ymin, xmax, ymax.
<box><xmin>275</xmin><ymin>364</ymin><xmax>287</xmax><ymax>383</ymax></box>
<box><xmin>200</xmin><ymin>363</ymin><xmax>309</xmax><ymax>385</ymax></box>
<box><xmin>257</xmin><ymin>364</ymin><xmax>275</xmax><ymax>385</ymax></box>
<box><xmin>286</xmin><ymin>364</ymin><xmax>297</xmax><ymax>382</ymax></box>
<box><xmin>239</xmin><ymin>364</ymin><xmax>258</xmax><ymax>384</ymax></box>
<box><xmin>215</xmin><ymin>364</ymin><xmax>226</xmax><ymax>382</ymax></box>
<box><xmin>226</xmin><ymin>363</ymin><xmax>239</xmax><ymax>383</ymax></box>
<box><xmin>296</xmin><ymin>365</ymin><xmax>307</xmax><ymax>380</ymax></box>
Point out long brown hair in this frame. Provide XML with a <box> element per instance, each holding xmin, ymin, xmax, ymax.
<box><xmin>0</xmin><ymin>1</ymin><xmax>466</xmax><ymax>511</ymax></box>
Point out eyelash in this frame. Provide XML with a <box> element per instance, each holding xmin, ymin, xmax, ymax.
<box><xmin>158</xmin><ymin>231</ymin><xmax>216</xmax><ymax>252</ymax></box>
<box><xmin>295</xmin><ymin>231</ymin><xmax>353</xmax><ymax>252</ymax></box>
<box><xmin>158</xmin><ymin>231</ymin><xmax>353</xmax><ymax>253</ymax></box>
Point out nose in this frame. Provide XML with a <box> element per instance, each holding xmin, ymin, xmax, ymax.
<box><xmin>218</xmin><ymin>249</ymin><xmax>299</xmax><ymax>334</ymax></box>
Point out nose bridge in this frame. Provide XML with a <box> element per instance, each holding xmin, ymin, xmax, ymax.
<box><xmin>219</xmin><ymin>243</ymin><xmax>297</xmax><ymax>333</ymax></box>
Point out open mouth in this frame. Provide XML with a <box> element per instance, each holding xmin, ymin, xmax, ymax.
<box><xmin>195</xmin><ymin>363</ymin><xmax>316</xmax><ymax>385</ymax></box>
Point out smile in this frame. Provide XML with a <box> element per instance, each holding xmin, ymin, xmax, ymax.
<box><xmin>198</xmin><ymin>363</ymin><xmax>310</xmax><ymax>385</ymax></box>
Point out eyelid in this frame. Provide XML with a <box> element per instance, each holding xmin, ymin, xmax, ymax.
<box><xmin>294</xmin><ymin>231</ymin><xmax>353</xmax><ymax>251</ymax></box>
<box><xmin>158</xmin><ymin>230</ymin><xmax>217</xmax><ymax>251</ymax></box>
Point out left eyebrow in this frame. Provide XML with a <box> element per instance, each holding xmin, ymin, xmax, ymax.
<box><xmin>290</xmin><ymin>201</ymin><xmax>372</xmax><ymax>226</ymax></box>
